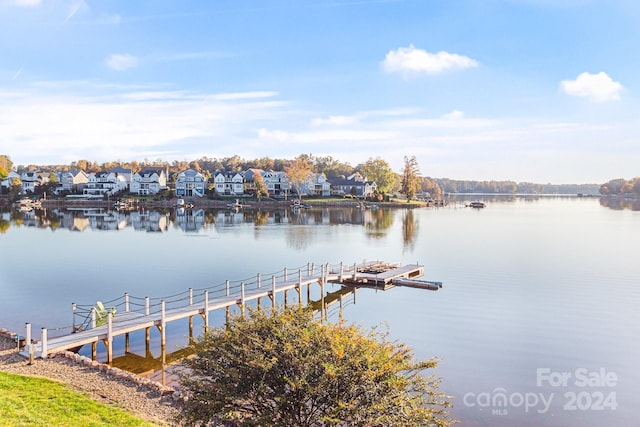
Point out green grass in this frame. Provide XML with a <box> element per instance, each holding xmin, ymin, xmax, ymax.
<box><xmin>0</xmin><ymin>371</ymin><xmax>158</xmax><ymax>427</ymax></box>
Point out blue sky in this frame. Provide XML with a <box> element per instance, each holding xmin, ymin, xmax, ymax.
<box><xmin>1</xmin><ymin>0</ymin><xmax>638</xmax><ymax>183</ymax></box>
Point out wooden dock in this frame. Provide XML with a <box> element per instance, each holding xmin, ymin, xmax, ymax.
<box><xmin>21</xmin><ymin>261</ymin><xmax>431</xmax><ymax>362</ymax></box>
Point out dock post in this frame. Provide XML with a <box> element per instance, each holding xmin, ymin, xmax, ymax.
<box><xmin>271</xmin><ymin>276</ymin><xmax>277</xmax><ymax>308</ymax></box>
<box><xmin>145</xmin><ymin>297</ymin><xmax>150</xmax><ymax>315</ymax></box>
<box><xmin>225</xmin><ymin>280</ymin><xmax>230</xmax><ymax>296</ymax></box>
<box><xmin>41</xmin><ymin>328</ymin><xmax>48</xmax><ymax>359</ymax></box>
<box><xmin>189</xmin><ymin>288</ymin><xmax>193</xmax><ymax>305</ymax></box>
<box><xmin>91</xmin><ymin>308</ymin><xmax>96</xmax><ymax>329</ymax></box>
<box><xmin>340</xmin><ymin>262</ymin><xmax>344</xmax><ymax>282</ymax></box>
<box><xmin>241</xmin><ymin>282</ymin><xmax>246</xmax><ymax>318</ymax></box>
<box><xmin>339</xmin><ymin>294</ymin><xmax>344</xmax><ymax>318</ymax></box>
<box><xmin>25</xmin><ymin>323</ymin><xmax>32</xmax><ymax>363</ymax></box>
<box><xmin>353</xmin><ymin>262</ymin><xmax>357</xmax><ymax>280</ymax></box>
<box><xmin>71</xmin><ymin>303</ymin><xmax>76</xmax><ymax>332</ymax></box>
<box><xmin>160</xmin><ymin>300</ymin><xmax>166</xmax><ymax>361</ymax></box>
<box><xmin>204</xmin><ymin>291</ymin><xmax>209</xmax><ymax>331</ymax></box>
<box><xmin>124</xmin><ymin>293</ymin><xmax>129</xmax><ymax>312</ymax></box>
<box><xmin>107</xmin><ymin>311</ymin><xmax>113</xmax><ymax>364</ymax></box>
<box><xmin>257</xmin><ymin>273</ymin><xmax>261</xmax><ymax>288</ymax></box>
<box><xmin>297</xmin><ymin>269</ymin><xmax>302</xmax><ymax>306</ymax></box>
<box><xmin>284</xmin><ymin>267</ymin><xmax>288</xmax><ymax>281</ymax></box>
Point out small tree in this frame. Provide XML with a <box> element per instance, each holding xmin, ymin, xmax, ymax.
<box><xmin>179</xmin><ymin>307</ymin><xmax>453</xmax><ymax>427</ymax></box>
<box><xmin>254</xmin><ymin>172</ymin><xmax>268</xmax><ymax>202</ymax></box>
<box><xmin>401</xmin><ymin>155</ymin><xmax>421</xmax><ymax>202</ymax></box>
<box><xmin>286</xmin><ymin>155</ymin><xmax>313</xmax><ymax>201</ymax></box>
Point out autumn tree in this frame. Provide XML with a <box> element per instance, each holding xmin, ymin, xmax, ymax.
<box><xmin>254</xmin><ymin>171</ymin><xmax>268</xmax><ymax>201</ymax></box>
<box><xmin>286</xmin><ymin>154</ymin><xmax>313</xmax><ymax>200</ymax></box>
<box><xmin>0</xmin><ymin>154</ymin><xmax>13</xmax><ymax>179</ymax></box>
<box><xmin>179</xmin><ymin>307</ymin><xmax>453</xmax><ymax>427</ymax></box>
<box><xmin>359</xmin><ymin>157</ymin><xmax>396</xmax><ymax>195</ymax></box>
<box><xmin>401</xmin><ymin>155</ymin><xmax>421</xmax><ymax>202</ymax></box>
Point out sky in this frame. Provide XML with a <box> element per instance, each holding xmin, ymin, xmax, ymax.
<box><xmin>1</xmin><ymin>0</ymin><xmax>639</xmax><ymax>184</ymax></box>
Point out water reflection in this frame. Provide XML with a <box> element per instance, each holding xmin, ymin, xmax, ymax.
<box><xmin>599</xmin><ymin>197</ymin><xmax>640</xmax><ymax>211</ymax></box>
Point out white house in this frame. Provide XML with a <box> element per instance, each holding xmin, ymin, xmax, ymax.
<box><xmin>0</xmin><ymin>171</ymin><xmax>20</xmax><ymax>190</ymax></box>
<box><xmin>300</xmin><ymin>173</ymin><xmax>331</xmax><ymax>197</ymax></box>
<box><xmin>85</xmin><ymin>171</ymin><xmax>129</xmax><ymax>196</ymax></box>
<box><xmin>261</xmin><ymin>170</ymin><xmax>290</xmax><ymax>197</ymax></box>
<box><xmin>58</xmin><ymin>170</ymin><xmax>89</xmax><ymax>193</ymax></box>
<box><xmin>20</xmin><ymin>171</ymin><xmax>48</xmax><ymax>193</ymax></box>
<box><xmin>130</xmin><ymin>168</ymin><xmax>167</xmax><ymax>195</ymax></box>
<box><xmin>175</xmin><ymin>169</ymin><xmax>206</xmax><ymax>198</ymax></box>
<box><xmin>214</xmin><ymin>171</ymin><xmax>244</xmax><ymax>195</ymax></box>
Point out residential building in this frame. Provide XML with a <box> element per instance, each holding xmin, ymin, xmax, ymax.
<box><xmin>130</xmin><ymin>168</ymin><xmax>167</xmax><ymax>195</ymax></box>
<box><xmin>300</xmin><ymin>173</ymin><xmax>331</xmax><ymax>197</ymax></box>
<box><xmin>20</xmin><ymin>171</ymin><xmax>48</xmax><ymax>194</ymax></box>
<box><xmin>263</xmin><ymin>171</ymin><xmax>290</xmax><ymax>197</ymax></box>
<box><xmin>0</xmin><ymin>171</ymin><xmax>20</xmax><ymax>190</ymax></box>
<box><xmin>85</xmin><ymin>170</ymin><xmax>129</xmax><ymax>197</ymax></box>
<box><xmin>329</xmin><ymin>175</ymin><xmax>377</xmax><ymax>198</ymax></box>
<box><xmin>213</xmin><ymin>171</ymin><xmax>244</xmax><ymax>195</ymax></box>
<box><xmin>175</xmin><ymin>169</ymin><xmax>206</xmax><ymax>198</ymax></box>
<box><xmin>58</xmin><ymin>170</ymin><xmax>89</xmax><ymax>193</ymax></box>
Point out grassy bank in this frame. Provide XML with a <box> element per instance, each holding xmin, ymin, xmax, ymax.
<box><xmin>0</xmin><ymin>371</ymin><xmax>157</xmax><ymax>427</ymax></box>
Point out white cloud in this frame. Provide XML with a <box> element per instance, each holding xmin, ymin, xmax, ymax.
<box><xmin>106</xmin><ymin>54</ymin><xmax>139</xmax><ymax>71</ymax></box>
<box><xmin>382</xmin><ymin>45</ymin><xmax>478</xmax><ymax>77</ymax></box>
<box><xmin>212</xmin><ymin>91</ymin><xmax>278</xmax><ymax>101</ymax></box>
<box><xmin>560</xmin><ymin>72</ymin><xmax>623</xmax><ymax>102</ymax></box>
<box><xmin>310</xmin><ymin>115</ymin><xmax>358</xmax><ymax>126</ymax></box>
<box><xmin>442</xmin><ymin>110</ymin><xmax>465</xmax><ymax>120</ymax></box>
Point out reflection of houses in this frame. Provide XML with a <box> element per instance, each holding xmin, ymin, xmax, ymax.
<box><xmin>58</xmin><ymin>170</ymin><xmax>88</xmax><ymax>193</ymax></box>
<box><xmin>130</xmin><ymin>210</ymin><xmax>170</xmax><ymax>232</ymax></box>
<box><xmin>131</xmin><ymin>168</ymin><xmax>167</xmax><ymax>195</ymax></box>
<box><xmin>87</xmin><ymin>209</ymin><xmax>128</xmax><ymax>231</ymax></box>
<box><xmin>175</xmin><ymin>169</ymin><xmax>206</xmax><ymax>198</ymax></box>
<box><xmin>54</xmin><ymin>210</ymin><xmax>90</xmax><ymax>232</ymax></box>
<box><xmin>329</xmin><ymin>173</ymin><xmax>377</xmax><ymax>198</ymax></box>
<box><xmin>214</xmin><ymin>171</ymin><xmax>244</xmax><ymax>195</ymax></box>
<box><xmin>85</xmin><ymin>171</ymin><xmax>129</xmax><ymax>197</ymax></box>
<box><xmin>175</xmin><ymin>208</ymin><xmax>206</xmax><ymax>232</ymax></box>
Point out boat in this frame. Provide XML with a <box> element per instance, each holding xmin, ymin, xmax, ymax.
<box><xmin>391</xmin><ymin>278</ymin><xmax>443</xmax><ymax>291</ymax></box>
<box><xmin>467</xmin><ymin>201</ymin><xmax>486</xmax><ymax>208</ymax></box>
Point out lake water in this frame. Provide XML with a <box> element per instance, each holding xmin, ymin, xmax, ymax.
<box><xmin>1</xmin><ymin>196</ymin><xmax>638</xmax><ymax>426</ymax></box>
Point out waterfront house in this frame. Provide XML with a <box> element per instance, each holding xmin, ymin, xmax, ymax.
<box><xmin>130</xmin><ymin>168</ymin><xmax>167</xmax><ymax>195</ymax></box>
<box><xmin>175</xmin><ymin>169</ymin><xmax>206</xmax><ymax>198</ymax></box>
<box><xmin>85</xmin><ymin>171</ymin><xmax>129</xmax><ymax>197</ymax></box>
<box><xmin>297</xmin><ymin>173</ymin><xmax>331</xmax><ymax>197</ymax></box>
<box><xmin>329</xmin><ymin>174</ymin><xmax>377</xmax><ymax>198</ymax></box>
<box><xmin>213</xmin><ymin>171</ymin><xmax>244</xmax><ymax>195</ymax></box>
<box><xmin>19</xmin><ymin>171</ymin><xmax>50</xmax><ymax>194</ymax></box>
<box><xmin>0</xmin><ymin>171</ymin><xmax>20</xmax><ymax>190</ymax></box>
<box><xmin>58</xmin><ymin>170</ymin><xmax>89</xmax><ymax>193</ymax></box>
<box><xmin>243</xmin><ymin>169</ymin><xmax>290</xmax><ymax>198</ymax></box>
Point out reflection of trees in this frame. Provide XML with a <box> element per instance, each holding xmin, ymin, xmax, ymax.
<box><xmin>365</xmin><ymin>209</ymin><xmax>394</xmax><ymax>239</ymax></box>
<box><xmin>254</xmin><ymin>210</ymin><xmax>270</xmax><ymax>226</ymax></box>
<box><xmin>599</xmin><ymin>197</ymin><xmax>640</xmax><ymax>211</ymax></box>
<box><xmin>286</xmin><ymin>227</ymin><xmax>313</xmax><ymax>250</ymax></box>
<box><xmin>402</xmin><ymin>209</ymin><xmax>419</xmax><ymax>252</ymax></box>
<box><xmin>0</xmin><ymin>218</ymin><xmax>9</xmax><ymax>233</ymax></box>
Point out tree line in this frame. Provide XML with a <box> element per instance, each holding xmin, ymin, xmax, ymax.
<box><xmin>599</xmin><ymin>177</ymin><xmax>640</xmax><ymax>196</ymax></box>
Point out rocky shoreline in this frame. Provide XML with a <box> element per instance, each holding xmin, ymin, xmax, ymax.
<box><xmin>0</xmin><ymin>330</ymin><xmax>182</xmax><ymax>426</ymax></box>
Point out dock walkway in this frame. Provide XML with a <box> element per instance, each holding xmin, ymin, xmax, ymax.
<box><xmin>22</xmin><ymin>261</ymin><xmax>426</xmax><ymax>362</ymax></box>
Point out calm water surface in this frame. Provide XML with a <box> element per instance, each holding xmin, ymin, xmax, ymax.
<box><xmin>1</xmin><ymin>196</ymin><xmax>638</xmax><ymax>426</ymax></box>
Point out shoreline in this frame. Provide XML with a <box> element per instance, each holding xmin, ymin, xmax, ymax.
<box><xmin>0</xmin><ymin>329</ymin><xmax>181</xmax><ymax>426</ymax></box>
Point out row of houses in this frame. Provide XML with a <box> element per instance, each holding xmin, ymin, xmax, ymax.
<box><xmin>1</xmin><ymin>167</ymin><xmax>378</xmax><ymax>199</ymax></box>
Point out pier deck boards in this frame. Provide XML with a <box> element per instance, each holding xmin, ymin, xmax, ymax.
<box><xmin>22</xmin><ymin>262</ymin><xmax>426</xmax><ymax>360</ymax></box>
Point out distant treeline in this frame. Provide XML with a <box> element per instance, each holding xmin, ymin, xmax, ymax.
<box><xmin>599</xmin><ymin>178</ymin><xmax>640</xmax><ymax>196</ymax></box>
<box><xmin>434</xmin><ymin>178</ymin><xmax>600</xmax><ymax>195</ymax></box>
